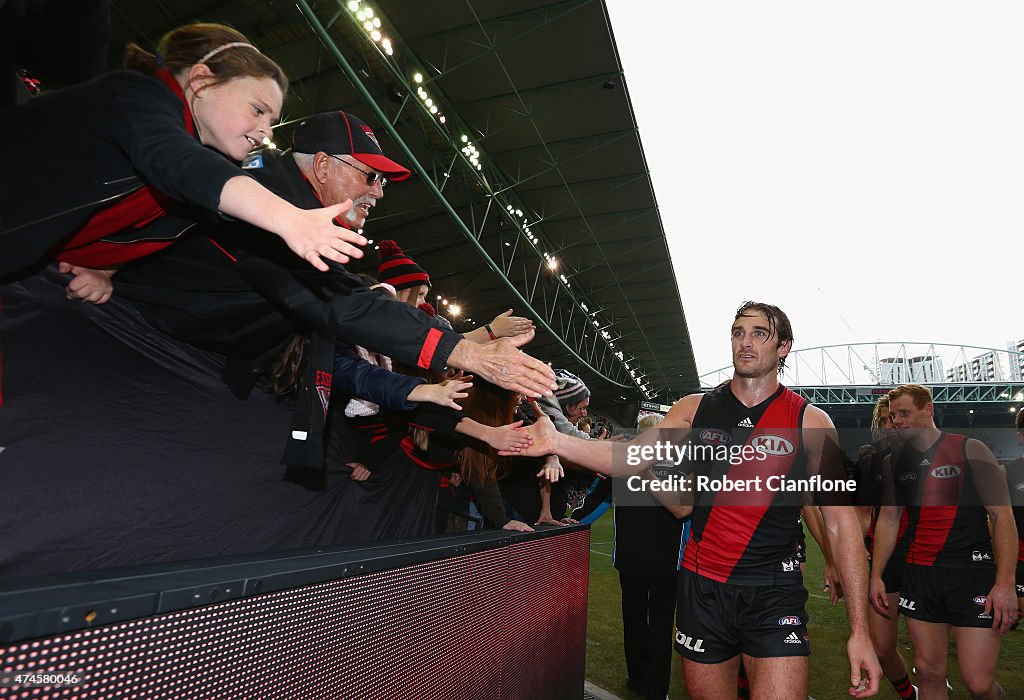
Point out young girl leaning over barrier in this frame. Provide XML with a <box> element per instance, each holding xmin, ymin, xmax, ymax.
<box><xmin>0</xmin><ymin>22</ymin><xmax>365</xmax><ymax>301</ymax></box>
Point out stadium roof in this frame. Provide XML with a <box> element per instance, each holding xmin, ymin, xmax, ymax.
<box><xmin>104</xmin><ymin>0</ymin><xmax>699</xmax><ymax>402</ymax></box>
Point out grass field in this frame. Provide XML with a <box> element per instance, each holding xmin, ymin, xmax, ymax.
<box><xmin>585</xmin><ymin>508</ymin><xmax>1024</xmax><ymax>699</ymax></box>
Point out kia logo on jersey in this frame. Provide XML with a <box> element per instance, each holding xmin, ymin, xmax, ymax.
<box><xmin>699</xmin><ymin>428</ymin><xmax>731</xmax><ymax>445</ymax></box>
<box><xmin>778</xmin><ymin>616</ymin><xmax>801</xmax><ymax>626</ymax></box>
<box><xmin>973</xmin><ymin>595</ymin><xmax>988</xmax><ymax>606</ymax></box>
<box><xmin>929</xmin><ymin>465</ymin><xmax>961</xmax><ymax>479</ymax></box>
<box><xmin>751</xmin><ymin>434</ymin><xmax>794</xmax><ymax>455</ymax></box>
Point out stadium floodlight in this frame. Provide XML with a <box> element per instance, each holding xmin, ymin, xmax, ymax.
<box><xmin>547</xmin><ymin>258</ymin><xmax>558</xmax><ymax>271</ymax></box>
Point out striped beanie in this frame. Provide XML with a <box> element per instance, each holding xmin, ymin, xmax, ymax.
<box><xmin>377</xmin><ymin>240</ymin><xmax>430</xmax><ymax>291</ymax></box>
<box><xmin>554</xmin><ymin>369</ymin><xmax>590</xmax><ymax>410</ymax></box>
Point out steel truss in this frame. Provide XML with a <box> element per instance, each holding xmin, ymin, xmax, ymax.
<box><xmin>295</xmin><ymin>0</ymin><xmax>649</xmax><ymax>391</ymax></box>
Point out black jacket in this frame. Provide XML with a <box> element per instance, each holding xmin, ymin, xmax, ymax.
<box><xmin>0</xmin><ymin>69</ymin><xmax>241</xmax><ymax>277</ymax></box>
<box><xmin>114</xmin><ymin>149</ymin><xmax>463</xmax><ymax>471</ymax></box>
<box><xmin>114</xmin><ymin>150</ymin><xmax>462</xmax><ymax>375</ymax></box>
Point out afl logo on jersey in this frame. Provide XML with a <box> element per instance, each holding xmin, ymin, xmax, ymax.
<box><xmin>973</xmin><ymin>595</ymin><xmax>988</xmax><ymax>606</ymax></box>
<box><xmin>778</xmin><ymin>616</ymin><xmax>801</xmax><ymax>626</ymax></box>
<box><xmin>699</xmin><ymin>428</ymin><xmax>731</xmax><ymax>445</ymax></box>
<box><xmin>930</xmin><ymin>465</ymin><xmax>961</xmax><ymax>479</ymax></box>
<box><xmin>898</xmin><ymin>472</ymin><xmax>918</xmax><ymax>483</ymax></box>
<box><xmin>1015</xmin><ymin>482</ymin><xmax>1024</xmax><ymax>492</ymax></box>
<box><xmin>751</xmin><ymin>434</ymin><xmax>794</xmax><ymax>456</ymax></box>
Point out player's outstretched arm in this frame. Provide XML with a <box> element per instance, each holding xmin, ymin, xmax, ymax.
<box><xmin>502</xmin><ymin>394</ymin><xmax>699</xmax><ymax>478</ymax></box>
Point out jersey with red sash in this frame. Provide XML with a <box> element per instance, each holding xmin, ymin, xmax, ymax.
<box><xmin>681</xmin><ymin>383</ymin><xmax>808</xmax><ymax>585</ymax></box>
<box><xmin>1004</xmin><ymin>456</ymin><xmax>1024</xmax><ymax>563</ymax></box>
<box><xmin>893</xmin><ymin>432</ymin><xmax>993</xmax><ymax>568</ymax></box>
<box><xmin>55</xmin><ymin>68</ymin><xmax>202</xmax><ymax>267</ymax></box>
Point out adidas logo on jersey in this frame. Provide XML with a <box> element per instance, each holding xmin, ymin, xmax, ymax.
<box><xmin>783</xmin><ymin>632</ymin><xmax>802</xmax><ymax>644</ymax></box>
<box><xmin>737</xmin><ymin>417</ymin><xmax>754</xmax><ymax>427</ymax></box>
<box><xmin>919</xmin><ymin>458</ymin><xmax>931</xmax><ymax>466</ymax></box>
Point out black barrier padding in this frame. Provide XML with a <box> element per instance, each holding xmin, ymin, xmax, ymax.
<box><xmin>0</xmin><ymin>527</ymin><xmax>589</xmax><ymax>699</ymax></box>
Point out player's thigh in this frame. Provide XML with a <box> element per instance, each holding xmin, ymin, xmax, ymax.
<box><xmin>904</xmin><ymin>618</ymin><xmax>949</xmax><ymax>677</ymax></box>
<box><xmin>681</xmin><ymin>655</ymin><xmax>741</xmax><ymax>700</ymax></box>
<box><xmin>952</xmin><ymin>626</ymin><xmax>1001</xmax><ymax>692</ymax></box>
<box><xmin>741</xmin><ymin>654</ymin><xmax>809</xmax><ymax>700</ymax></box>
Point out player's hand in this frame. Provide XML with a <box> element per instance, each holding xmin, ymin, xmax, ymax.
<box><xmin>284</xmin><ymin>200</ymin><xmax>366</xmax><ymax>271</ymax></box>
<box><xmin>984</xmin><ymin>580</ymin><xmax>1019</xmax><ymax>635</ymax></box>
<box><xmin>868</xmin><ymin>576</ymin><xmax>889</xmax><ymax>619</ymax></box>
<box><xmin>499</xmin><ymin>401</ymin><xmax>558</xmax><ymax>457</ymax></box>
<box><xmin>823</xmin><ymin>561</ymin><xmax>843</xmax><ymax>605</ymax></box>
<box><xmin>847</xmin><ymin>632</ymin><xmax>881</xmax><ymax>697</ymax></box>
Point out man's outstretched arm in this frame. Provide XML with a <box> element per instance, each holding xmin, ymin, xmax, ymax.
<box><xmin>503</xmin><ymin>394</ymin><xmax>700</xmax><ymax>478</ymax></box>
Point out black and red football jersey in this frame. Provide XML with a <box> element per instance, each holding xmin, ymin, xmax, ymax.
<box><xmin>893</xmin><ymin>433</ymin><xmax>993</xmax><ymax>568</ymax></box>
<box><xmin>681</xmin><ymin>382</ymin><xmax>808</xmax><ymax>585</ymax></box>
<box><xmin>1004</xmin><ymin>456</ymin><xmax>1024</xmax><ymax>563</ymax></box>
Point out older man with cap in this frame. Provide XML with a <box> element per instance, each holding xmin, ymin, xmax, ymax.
<box><xmin>113</xmin><ymin>110</ymin><xmax>555</xmax><ymax>468</ymax></box>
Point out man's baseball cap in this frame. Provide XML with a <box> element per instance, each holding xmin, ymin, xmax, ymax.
<box><xmin>291</xmin><ymin>111</ymin><xmax>411</xmax><ymax>181</ymax></box>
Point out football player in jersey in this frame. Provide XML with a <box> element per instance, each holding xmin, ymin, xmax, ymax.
<box><xmin>871</xmin><ymin>384</ymin><xmax>1017</xmax><ymax>699</ymax></box>
<box><xmin>505</xmin><ymin>301</ymin><xmax>880</xmax><ymax>699</ymax></box>
<box><xmin>1003</xmin><ymin>408</ymin><xmax>1024</xmax><ymax>619</ymax></box>
<box><xmin>856</xmin><ymin>397</ymin><xmax>918</xmax><ymax>699</ymax></box>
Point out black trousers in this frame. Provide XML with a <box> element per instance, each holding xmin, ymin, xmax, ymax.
<box><xmin>618</xmin><ymin>570</ymin><xmax>678</xmax><ymax>700</ymax></box>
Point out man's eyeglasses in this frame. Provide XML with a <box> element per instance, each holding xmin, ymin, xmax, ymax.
<box><xmin>329</xmin><ymin>155</ymin><xmax>387</xmax><ymax>188</ymax></box>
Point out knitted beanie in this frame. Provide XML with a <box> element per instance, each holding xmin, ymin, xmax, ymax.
<box><xmin>554</xmin><ymin>369</ymin><xmax>590</xmax><ymax>410</ymax></box>
<box><xmin>377</xmin><ymin>240</ymin><xmax>430</xmax><ymax>291</ymax></box>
